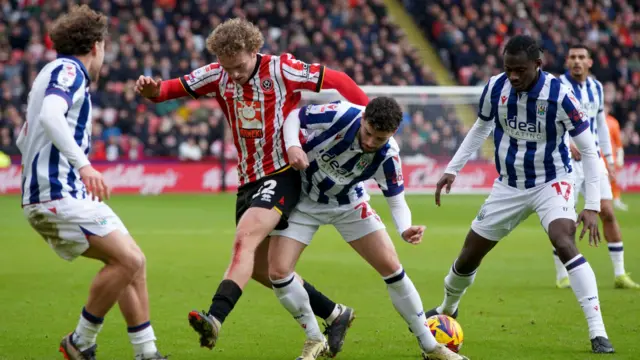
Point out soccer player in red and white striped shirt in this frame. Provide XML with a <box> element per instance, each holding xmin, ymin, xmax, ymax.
<box><xmin>136</xmin><ymin>18</ymin><xmax>367</xmax><ymax>356</ymax></box>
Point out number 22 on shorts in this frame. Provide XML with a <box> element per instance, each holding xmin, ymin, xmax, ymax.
<box><xmin>551</xmin><ymin>181</ymin><xmax>572</xmax><ymax>201</ymax></box>
<box><xmin>355</xmin><ymin>202</ymin><xmax>381</xmax><ymax>222</ymax></box>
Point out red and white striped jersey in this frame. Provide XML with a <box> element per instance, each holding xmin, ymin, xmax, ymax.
<box><xmin>179</xmin><ymin>53</ymin><xmax>325</xmax><ymax>186</ymax></box>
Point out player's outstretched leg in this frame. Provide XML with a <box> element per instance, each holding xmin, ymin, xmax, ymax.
<box><xmin>599</xmin><ymin>200</ymin><xmax>639</xmax><ymax>289</ymax></box>
<box><xmin>349</xmin><ymin>230</ymin><xmax>468</xmax><ymax>360</ymax></box>
<box><xmin>548</xmin><ymin>218</ymin><xmax>615</xmax><ymax>354</ymax></box>
<box><xmin>426</xmin><ymin>230</ymin><xmax>495</xmax><ymax>320</ymax></box>
<box><xmin>252</xmin><ymin>236</ymin><xmax>355</xmax><ymax>357</ymax></box>
<box><xmin>117</xmin><ymin>241</ymin><xmax>167</xmax><ymax>360</ymax></box>
<box><xmin>188</xmin><ymin>207</ymin><xmax>280</xmax><ymax>349</ymax></box>
<box><xmin>269</xmin><ymin>236</ymin><xmax>328</xmax><ymax>360</ymax></box>
<box><xmin>59</xmin><ymin>230</ymin><xmax>147</xmax><ymax>360</ymax></box>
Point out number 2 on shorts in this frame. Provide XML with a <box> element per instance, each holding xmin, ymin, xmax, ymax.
<box><xmin>551</xmin><ymin>181</ymin><xmax>572</xmax><ymax>201</ymax></box>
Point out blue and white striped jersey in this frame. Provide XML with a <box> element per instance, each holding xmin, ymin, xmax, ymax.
<box><xmin>559</xmin><ymin>72</ymin><xmax>605</xmax><ymax>157</ymax></box>
<box><xmin>17</xmin><ymin>56</ymin><xmax>92</xmax><ymax>205</ymax></box>
<box><xmin>297</xmin><ymin>101</ymin><xmax>404</xmax><ymax>206</ymax></box>
<box><xmin>478</xmin><ymin>71</ymin><xmax>591</xmax><ymax>189</ymax></box>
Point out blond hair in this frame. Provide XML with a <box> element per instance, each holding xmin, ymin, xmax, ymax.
<box><xmin>206</xmin><ymin>18</ymin><xmax>264</xmax><ymax>57</ymax></box>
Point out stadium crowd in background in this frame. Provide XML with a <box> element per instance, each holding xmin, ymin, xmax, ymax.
<box><xmin>1</xmin><ymin>0</ymin><xmax>639</xmax><ymax>159</ymax></box>
<box><xmin>404</xmin><ymin>0</ymin><xmax>640</xmax><ymax>154</ymax></box>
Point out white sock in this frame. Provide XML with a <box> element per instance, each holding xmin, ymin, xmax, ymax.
<box><xmin>607</xmin><ymin>243</ymin><xmax>625</xmax><ymax>277</ymax></box>
<box><xmin>128</xmin><ymin>322</ymin><xmax>158</xmax><ymax>357</ymax></box>
<box><xmin>272</xmin><ymin>274</ymin><xmax>324</xmax><ymax>341</ymax></box>
<box><xmin>385</xmin><ymin>268</ymin><xmax>438</xmax><ymax>353</ymax></box>
<box><xmin>72</xmin><ymin>308</ymin><xmax>104</xmax><ymax>351</ymax></box>
<box><xmin>553</xmin><ymin>249</ymin><xmax>569</xmax><ymax>280</ymax></box>
<box><xmin>437</xmin><ymin>261</ymin><xmax>476</xmax><ymax>315</ymax></box>
<box><xmin>565</xmin><ymin>255</ymin><xmax>608</xmax><ymax>339</ymax></box>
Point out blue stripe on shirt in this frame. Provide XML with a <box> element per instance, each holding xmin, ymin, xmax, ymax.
<box><xmin>29</xmin><ymin>153</ymin><xmax>41</xmax><ymax>204</ymax></box>
<box><xmin>522</xmin><ymin>78</ymin><xmax>546</xmax><ymax>188</ymax></box>
<box><xmin>544</xmin><ymin>79</ymin><xmax>561</xmax><ymax>182</ymax></box>
<box><xmin>303</xmin><ymin>107</ymin><xmax>360</xmax><ymax>152</ymax></box>
<box><xmin>316</xmin><ymin>177</ymin><xmax>336</xmax><ymax>204</ymax></box>
<box><xmin>335</xmin><ymin>143</ymin><xmax>390</xmax><ymax>205</ymax></box>
<box><xmin>299</xmin><ymin>105</ymin><xmax>338</xmax><ymax>127</ymax></box>
<box><xmin>504</xmin><ymin>88</ymin><xmax>518</xmax><ymax>187</ymax></box>
<box><xmin>48</xmin><ymin>146</ymin><xmax>63</xmax><ymax>200</ymax></box>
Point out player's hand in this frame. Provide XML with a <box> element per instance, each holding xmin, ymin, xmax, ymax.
<box><xmin>570</xmin><ymin>142</ymin><xmax>581</xmax><ymax>161</ymax></box>
<box><xmin>402</xmin><ymin>225</ymin><xmax>426</xmax><ymax>244</ymax></box>
<box><xmin>135</xmin><ymin>76</ymin><xmax>161</xmax><ymax>98</ymax></box>
<box><xmin>576</xmin><ymin>209</ymin><xmax>601</xmax><ymax>247</ymax></box>
<box><xmin>79</xmin><ymin>165</ymin><xmax>110</xmax><ymax>202</ymax></box>
<box><xmin>287</xmin><ymin>146</ymin><xmax>309</xmax><ymax>170</ymax></box>
<box><xmin>435</xmin><ymin>173</ymin><xmax>456</xmax><ymax>206</ymax></box>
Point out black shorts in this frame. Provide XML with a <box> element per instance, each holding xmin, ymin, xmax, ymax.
<box><xmin>235</xmin><ymin>166</ymin><xmax>302</xmax><ymax>230</ymax></box>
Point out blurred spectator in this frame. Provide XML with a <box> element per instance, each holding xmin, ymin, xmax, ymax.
<box><xmin>405</xmin><ymin>0</ymin><xmax>640</xmax><ymax>154</ymax></box>
<box><xmin>1</xmin><ymin>0</ymin><xmax>458</xmax><ymax>160</ymax></box>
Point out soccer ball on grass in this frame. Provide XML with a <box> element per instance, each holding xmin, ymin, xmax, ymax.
<box><xmin>426</xmin><ymin>314</ymin><xmax>464</xmax><ymax>353</ymax></box>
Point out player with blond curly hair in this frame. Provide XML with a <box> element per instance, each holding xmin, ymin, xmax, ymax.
<box><xmin>136</xmin><ymin>18</ymin><xmax>368</xmax><ymax>357</ymax></box>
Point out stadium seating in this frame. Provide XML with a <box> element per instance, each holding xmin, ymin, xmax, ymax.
<box><xmin>0</xmin><ymin>0</ymin><xmax>470</xmax><ymax>160</ymax></box>
<box><xmin>404</xmin><ymin>0</ymin><xmax>640</xmax><ymax>154</ymax></box>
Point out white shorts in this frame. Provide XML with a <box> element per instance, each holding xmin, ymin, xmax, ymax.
<box><xmin>471</xmin><ymin>177</ymin><xmax>577</xmax><ymax>241</ymax></box>
<box><xmin>23</xmin><ymin>197</ymin><xmax>129</xmax><ymax>261</ymax></box>
<box><xmin>271</xmin><ymin>195</ymin><xmax>386</xmax><ymax>245</ymax></box>
<box><xmin>572</xmin><ymin>160</ymin><xmax>613</xmax><ymax>201</ymax></box>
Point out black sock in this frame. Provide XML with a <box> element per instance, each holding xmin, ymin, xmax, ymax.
<box><xmin>303</xmin><ymin>280</ymin><xmax>337</xmax><ymax>320</ymax></box>
<box><xmin>208</xmin><ymin>279</ymin><xmax>243</xmax><ymax>324</ymax></box>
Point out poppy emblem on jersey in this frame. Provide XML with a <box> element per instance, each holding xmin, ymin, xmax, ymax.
<box><xmin>537</xmin><ymin>103</ymin><xmax>547</xmax><ymax>116</ymax></box>
<box><xmin>501</xmin><ymin>95</ymin><xmax>507</xmax><ymax>104</ymax></box>
<box><xmin>261</xmin><ymin>78</ymin><xmax>274</xmax><ymax>92</ymax></box>
<box><xmin>236</xmin><ymin>100</ymin><xmax>264</xmax><ymax>138</ymax></box>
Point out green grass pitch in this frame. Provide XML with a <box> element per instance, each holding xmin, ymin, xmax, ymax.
<box><xmin>1</xmin><ymin>194</ymin><xmax>639</xmax><ymax>360</ymax></box>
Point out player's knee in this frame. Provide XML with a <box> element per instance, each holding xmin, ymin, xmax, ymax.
<box><xmin>268</xmin><ymin>261</ymin><xmax>294</xmax><ymax>281</ymax></box>
<box><xmin>599</xmin><ymin>205</ymin><xmax>615</xmax><ymax>223</ymax></box>
<box><xmin>118</xmin><ymin>247</ymin><xmax>146</xmax><ymax>278</ymax></box>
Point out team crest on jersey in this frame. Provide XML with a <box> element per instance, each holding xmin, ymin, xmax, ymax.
<box><xmin>236</xmin><ymin>100</ymin><xmax>264</xmax><ymax>138</ymax></box>
<box><xmin>356</xmin><ymin>157</ymin><xmax>370</xmax><ymax>171</ymax></box>
<box><xmin>537</xmin><ymin>103</ymin><xmax>547</xmax><ymax>116</ymax></box>
<box><xmin>260</xmin><ymin>78</ymin><xmax>274</xmax><ymax>92</ymax></box>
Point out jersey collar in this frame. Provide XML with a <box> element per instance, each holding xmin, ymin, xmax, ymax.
<box><xmin>248</xmin><ymin>54</ymin><xmax>262</xmax><ymax>82</ymax></box>
<box><xmin>527</xmin><ymin>69</ymin><xmax>546</xmax><ymax>95</ymax></box>
<box><xmin>563</xmin><ymin>70</ymin><xmax>586</xmax><ymax>87</ymax></box>
<box><xmin>56</xmin><ymin>55</ymin><xmax>91</xmax><ymax>85</ymax></box>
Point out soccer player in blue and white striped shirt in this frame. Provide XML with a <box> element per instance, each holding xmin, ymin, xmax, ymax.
<box><xmin>550</xmin><ymin>44</ymin><xmax>639</xmax><ymax>289</ymax></box>
<box><xmin>16</xmin><ymin>6</ymin><xmax>165</xmax><ymax>360</ymax></box>
<box><xmin>425</xmin><ymin>35</ymin><xmax>615</xmax><ymax>354</ymax></box>
<box><xmin>267</xmin><ymin>97</ymin><xmax>469</xmax><ymax>360</ymax></box>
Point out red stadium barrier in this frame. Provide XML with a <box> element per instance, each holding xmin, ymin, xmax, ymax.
<box><xmin>2</xmin><ymin>158</ymin><xmax>640</xmax><ymax>195</ymax></box>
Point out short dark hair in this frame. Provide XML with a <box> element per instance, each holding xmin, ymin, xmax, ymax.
<box><xmin>568</xmin><ymin>43</ymin><xmax>591</xmax><ymax>57</ymax></box>
<box><xmin>363</xmin><ymin>96</ymin><xmax>403</xmax><ymax>132</ymax></box>
<box><xmin>503</xmin><ymin>35</ymin><xmax>542</xmax><ymax>61</ymax></box>
<box><xmin>50</xmin><ymin>5</ymin><xmax>108</xmax><ymax>56</ymax></box>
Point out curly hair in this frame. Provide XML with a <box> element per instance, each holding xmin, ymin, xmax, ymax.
<box><xmin>206</xmin><ymin>18</ymin><xmax>264</xmax><ymax>58</ymax></box>
<box><xmin>49</xmin><ymin>5</ymin><xmax>108</xmax><ymax>56</ymax></box>
<box><xmin>364</xmin><ymin>97</ymin><xmax>403</xmax><ymax>133</ymax></box>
